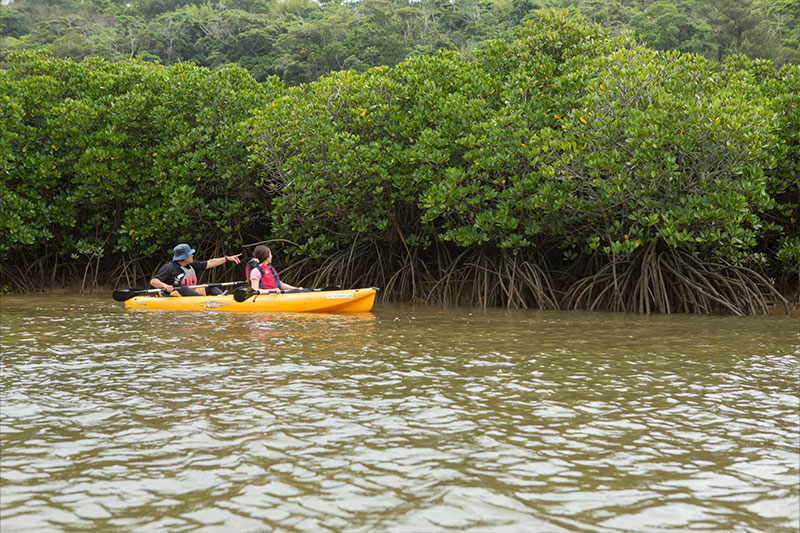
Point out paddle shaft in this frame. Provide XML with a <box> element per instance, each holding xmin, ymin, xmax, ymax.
<box><xmin>233</xmin><ymin>284</ymin><xmax>342</xmax><ymax>303</ymax></box>
<box><xmin>113</xmin><ymin>281</ymin><xmax>246</xmax><ymax>302</ymax></box>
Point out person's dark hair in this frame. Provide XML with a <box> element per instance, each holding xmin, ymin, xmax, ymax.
<box><xmin>252</xmin><ymin>245</ymin><xmax>271</xmax><ymax>263</ymax></box>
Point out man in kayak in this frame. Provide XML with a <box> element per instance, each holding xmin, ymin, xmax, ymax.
<box><xmin>246</xmin><ymin>245</ymin><xmax>305</xmax><ymax>293</ymax></box>
<box><xmin>150</xmin><ymin>243</ymin><xmax>242</xmax><ymax>296</ymax></box>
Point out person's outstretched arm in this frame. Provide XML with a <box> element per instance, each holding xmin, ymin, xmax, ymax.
<box><xmin>206</xmin><ymin>253</ymin><xmax>242</xmax><ymax>268</ymax></box>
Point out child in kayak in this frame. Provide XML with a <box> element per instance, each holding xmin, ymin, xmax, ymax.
<box><xmin>246</xmin><ymin>245</ymin><xmax>305</xmax><ymax>293</ymax></box>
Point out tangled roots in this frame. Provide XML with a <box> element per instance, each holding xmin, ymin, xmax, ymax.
<box><xmin>284</xmin><ymin>241</ymin><xmax>559</xmax><ymax>309</ymax></box>
<box><xmin>564</xmin><ymin>241</ymin><xmax>789</xmax><ymax>315</ymax></box>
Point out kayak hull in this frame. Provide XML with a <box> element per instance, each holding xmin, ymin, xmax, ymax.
<box><xmin>125</xmin><ymin>288</ymin><xmax>377</xmax><ymax>313</ymax></box>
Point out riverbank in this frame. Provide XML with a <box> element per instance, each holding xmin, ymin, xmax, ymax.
<box><xmin>4</xmin><ymin>18</ymin><xmax>799</xmax><ymax>320</ymax></box>
<box><xmin>4</xmin><ymin>281</ymin><xmax>798</xmax><ymax>317</ymax></box>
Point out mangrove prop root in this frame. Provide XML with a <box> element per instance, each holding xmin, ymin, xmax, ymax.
<box><xmin>1</xmin><ymin>239</ymin><xmax>789</xmax><ymax>315</ymax></box>
<box><xmin>564</xmin><ymin>244</ymin><xmax>789</xmax><ymax>315</ymax></box>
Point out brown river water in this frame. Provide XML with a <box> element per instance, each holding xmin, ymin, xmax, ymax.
<box><xmin>1</xmin><ymin>294</ymin><xmax>798</xmax><ymax>532</ymax></box>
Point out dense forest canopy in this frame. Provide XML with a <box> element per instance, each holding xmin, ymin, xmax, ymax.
<box><xmin>2</xmin><ymin>9</ymin><xmax>797</xmax><ymax>314</ymax></box>
<box><xmin>1</xmin><ymin>0</ymin><xmax>797</xmax><ymax>85</ymax></box>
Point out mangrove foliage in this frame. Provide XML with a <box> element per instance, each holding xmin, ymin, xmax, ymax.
<box><xmin>1</xmin><ymin>9</ymin><xmax>798</xmax><ymax>314</ymax></box>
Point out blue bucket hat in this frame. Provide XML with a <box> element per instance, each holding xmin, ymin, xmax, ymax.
<box><xmin>172</xmin><ymin>243</ymin><xmax>195</xmax><ymax>261</ymax></box>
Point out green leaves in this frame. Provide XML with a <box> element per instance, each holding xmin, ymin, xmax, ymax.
<box><xmin>242</xmin><ymin>7</ymin><xmax>796</xmax><ymax>278</ymax></box>
<box><xmin>1</xmin><ymin>50</ymin><xmax>280</xmax><ymax>259</ymax></box>
<box><xmin>2</xmin><ymin>8</ymin><xmax>797</xmax><ymax>286</ymax></box>
<box><xmin>549</xmin><ymin>43</ymin><xmax>783</xmax><ymax>261</ymax></box>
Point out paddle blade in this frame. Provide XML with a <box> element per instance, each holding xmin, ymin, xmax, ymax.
<box><xmin>233</xmin><ymin>287</ymin><xmax>256</xmax><ymax>303</ymax></box>
<box><xmin>112</xmin><ymin>288</ymin><xmax>144</xmax><ymax>302</ymax></box>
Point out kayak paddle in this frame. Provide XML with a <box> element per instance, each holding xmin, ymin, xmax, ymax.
<box><xmin>233</xmin><ymin>286</ymin><xmax>270</xmax><ymax>302</ymax></box>
<box><xmin>112</xmin><ymin>281</ymin><xmax>248</xmax><ymax>302</ymax></box>
<box><xmin>233</xmin><ymin>285</ymin><xmax>344</xmax><ymax>303</ymax></box>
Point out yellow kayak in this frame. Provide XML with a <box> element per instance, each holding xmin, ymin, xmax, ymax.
<box><xmin>125</xmin><ymin>288</ymin><xmax>377</xmax><ymax>313</ymax></box>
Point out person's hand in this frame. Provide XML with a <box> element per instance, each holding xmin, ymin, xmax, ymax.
<box><xmin>226</xmin><ymin>253</ymin><xmax>242</xmax><ymax>264</ymax></box>
<box><xmin>257</xmin><ymin>288</ymin><xmax>279</xmax><ymax>294</ymax></box>
<box><xmin>165</xmin><ymin>285</ymin><xmax>174</xmax><ymax>293</ymax></box>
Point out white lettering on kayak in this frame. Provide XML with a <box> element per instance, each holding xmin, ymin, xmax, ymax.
<box><xmin>326</xmin><ymin>294</ymin><xmax>353</xmax><ymax>299</ymax></box>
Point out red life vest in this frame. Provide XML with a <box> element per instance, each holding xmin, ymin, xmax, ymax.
<box><xmin>246</xmin><ymin>259</ymin><xmax>281</xmax><ymax>290</ymax></box>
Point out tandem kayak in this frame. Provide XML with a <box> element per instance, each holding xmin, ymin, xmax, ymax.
<box><xmin>125</xmin><ymin>287</ymin><xmax>377</xmax><ymax>313</ymax></box>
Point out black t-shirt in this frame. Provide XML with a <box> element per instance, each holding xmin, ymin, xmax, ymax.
<box><xmin>153</xmin><ymin>260</ymin><xmax>209</xmax><ymax>286</ymax></box>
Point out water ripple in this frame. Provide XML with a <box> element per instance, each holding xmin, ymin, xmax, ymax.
<box><xmin>1</xmin><ymin>297</ymin><xmax>798</xmax><ymax>532</ymax></box>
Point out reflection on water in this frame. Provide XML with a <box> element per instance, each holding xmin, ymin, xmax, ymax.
<box><xmin>1</xmin><ymin>295</ymin><xmax>798</xmax><ymax>532</ymax></box>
